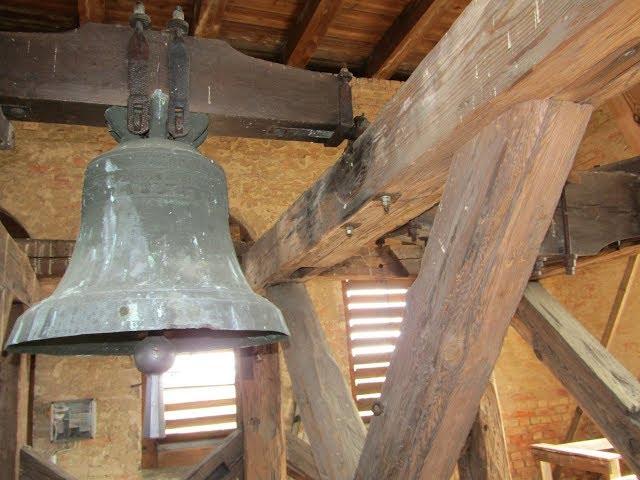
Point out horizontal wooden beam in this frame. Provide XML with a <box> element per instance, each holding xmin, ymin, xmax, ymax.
<box><xmin>0</xmin><ymin>23</ymin><xmax>349</xmax><ymax>144</ymax></box>
<box><xmin>514</xmin><ymin>283</ymin><xmax>640</xmax><ymax>475</ymax></box>
<box><xmin>283</xmin><ymin>0</ymin><xmax>343</xmax><ymax>68</ymax></box>
<box><xmin>365</xmin><ymin>0</ymin><xmax>451</xmax><ymax>79</ymax></box>
<box><xmin>243</xmin><ymin>0</ymin><xmax>640</xmax><ymax>289</ymax></box>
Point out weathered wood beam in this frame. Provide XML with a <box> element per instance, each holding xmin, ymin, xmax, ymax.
<box><xmin>514</xmin><ymin>282</ymin><xmax>640</xmax><ymax>475</ymax></box>
<box><xmin>354</xmin><ymin>99</ymin><xmax>592</xmax><ymax>479</ymax></box>
<box><xmin>540</xmin><ymin>243</ymin><xmax>640</xmax><ymax>279</ymax></box>
<box><xmin>183</xmin><ymin>429</ymin><xmax>243</xmax><ymax>480</ymax></box>
<box><xmin>193</xmin><ymin>0</ymin><xmax>228</xmax><ymax>38</ymax></box>
<box><xmin>283</xmin><ymin>0</ymin><xmax>343</xmax><ymax>68</ymax></box>
<box><xmin>0</xmin><ymin>108</ymin><xmax>14</xmax><ymax>150</ymax></box>
<box><xmin>19</xmin><ymin>446</ymin><xmax>77</xmax><ymax>480</ymax></box>
<box><xmin>244</xmin><ymin>0</ymin><xmax>640</xmax><ymax>290</ymax></box>
<box><xmin>458</xmin><ymin>377</ymin><xmax>512</xmax><ymax>480</ymax></box>
<box><xmin>0</xmin><ymin>224</ymin><xmax>39</xmax><ymax>316</ymax></box>
<box><xmin>0</xmin><ymin>23</ymin><xmax>349</xmax><ymax>143</ymax></box>
<box><xmin>237</xmin><ymin>344</ymin><xmax>286</xmax><ymax>480</ymax></box>
<box><xmin>77</xmin><ymin>0</ymin><xmax>106</xmax><ymax>24</ymax></box>
<box><xmin>286</xmin><ymin>433</ymin><xmax>320</xmax><ymax>480</ymax></box>
<box><xmin>365</xmin><ymin>0</ymin><xmax>452</xmax><ymax>79</ymax></box>
<box><xmin>608</xmin><ymin>84</ymin><xmax>640</xmax><ymax>154</ymax></box>
<box><xmin>267</xmin><ymin>283</ymin><xmax>366</xmax><ymax>480</ymax></box>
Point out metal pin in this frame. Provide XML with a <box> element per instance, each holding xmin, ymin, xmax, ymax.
<box><xmin>381</xmin><ymin>194</ymin><xmax>392</xmax><ymax>214</ymax></box>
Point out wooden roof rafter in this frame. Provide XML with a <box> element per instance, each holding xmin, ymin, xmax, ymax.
<box><xmin>283</xmin><ymin>0</ymin><xmax>344</xmax><ymax>68</ymax></box>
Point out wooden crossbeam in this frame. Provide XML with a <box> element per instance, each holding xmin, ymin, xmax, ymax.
<box><xmin>77</xmin><ymin>0</ymin><xmax>106</xmax><ymax>24</ymax></box>
<box><xmin>193</xmin><ymin>0</ymin><xmax>228</xmax><ymax>38</ymax></box>
<box><xmin>183</xmin><ymin>429</ymin><xmax>243</xmax><ymax>480</ymax></box>
<box><xmin>267</xmin><ymin>283</ymin><xmax>366</xmax><ymax>480</ymax></box>
<box><xmin>237</xmin><ymin>345</ymin><xmax>286</xmax><ymax>480</ymax></box>
<box><xmin>458</xmin><ymin>377</ymin><xmax>512</xmax><ymax>480</ymax></box>
<box><xmin>0</xmin><ymin>23</ymin><xmax>348</xmax><ymax>143</ymax></box>
<box><xmin>365</xmin><ymin>0</ymin><xmax>454</xmax><ymax>79</ymax></box>
<box><xmin>514</xmin><ymin>282</ymin><xmax>640</xmax><ymax>475</ymax></box>
<box><xmin>283</xmin><ymin>0</ymin><xmax>343</xmax><ymax>68</ymax></box>
<box><xmin>353</xmin><ymin>99</ymin><xmax>591</xmax><ymax>479</ymax></box>
<box><xmin>244</xmin><ymin>0</ymin><xmax>640</xmax><ymax>290</ymax></box>
<box><xmin>286</xmin><ymin>433</ymin><xmax>320</xmax><ymax>480</ymax></box>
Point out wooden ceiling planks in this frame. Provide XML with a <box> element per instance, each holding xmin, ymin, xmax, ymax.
<box><xmin>0</xmin><ymin>0</ymin><xmax>466</xmax><ymax>79</ymax></box>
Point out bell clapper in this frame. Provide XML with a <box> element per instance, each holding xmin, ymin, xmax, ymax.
<box><xmin>134</xmin><ymin>336</ymin><xmax>176</xmax><ymax>439</ymax></box>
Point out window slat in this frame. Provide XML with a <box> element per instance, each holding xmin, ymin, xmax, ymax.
<box><xmin>349</xmin><ymin>307</ymin><xmax>406</xmax><ymax>319</ymax></box>
<box><xmin>165</xmin><ymin>398</ymin><xmax>236</xmax><ymax>412</ymax></box>
<box><xmin>165</xmin><ymin>413</ymin><xmax>238</xmax><ymax>430</ymax></box>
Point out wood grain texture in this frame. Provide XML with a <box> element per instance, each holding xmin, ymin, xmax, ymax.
<box><xmin>244</xmin><ymin>0</ymin><xmax>640</xmax><ymax>290</ymax></box>
<box><xmin>183</xmin><ymin>429</ymin><xmax>243</xmax><ymax>480</ymax></box>
<box><xmin>458</xmin><ymin>377</ymin><xmax>512</xmax><ymax>480</ymax></box>
<box><xmin>238</xmin><ymin>344</ymin><xmax>286</xmax><ymax>480</ymax></box>
<box><xmin>531</xmin><ymin>443</ymin><xmax>621</xmax><ymax>476</ymax></box>
<box><xmin>77</xmin><ymin>0</ymin><xmax>105</xmax><ymax>24</ymax></box>
<box><xmin>514</xmin><ymin>282</ymin><xmax>640</xmax><ymax>475</ymax></box>
<box><xmin>267</xmin><ymin>283</ymin><xmax>366</xmax><ymax>480</ymax></box>
<box><xmin>19</xmin><ymin>446</ymin><xmax>76</xmax><ymax>480</ymax></box>
<box><xmin>353</xmin><ymin>99</ymin><xmax>592</xmax><ymax>480</ymax></box>
<box><xmin>0</xmin><ymin>222</ymin><xmax>39</xmax><ymax>317</ymax></box>
<box><xmin>286</xmin><ymin>433</ymin><xmax>320</xmax><ymax>480</ymax></box>
<box><xmin>283</xmin><ymin>0</ymin><xmax>343</xmax><ymax>68</ymax></box>
<box><xmin>608</xmin><ymin>94</ymin><xmax>640</xmax><ymax>155</ymax></box>
<box><xmin>366</xmin><ymin>0</ymin><xmax>454</xmax><ymax>79</ymax></box>
<box><xmin>193</xmin><ymin>0</ymin><xmax>228</xmax><ymax>38</ymax></box>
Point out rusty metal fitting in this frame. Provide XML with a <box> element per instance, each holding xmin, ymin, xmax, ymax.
<box><xmin>371</xmin><ymin>400</ymin><xmax>384</xmax><ymax>416</ymax></box>
<box><xmin>129</xmin><ymin>2</ymin><xmax>151</xmax><ymax>29</ymax></box>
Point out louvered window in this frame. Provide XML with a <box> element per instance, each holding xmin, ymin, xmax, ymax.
<box><xmin>162</xmin><ymin>349</ymin><xmax>237</xmax><ymax>439</ymax></box>
<box><xmin>343</xmin><ymin>279</ymin><xmax>412</xmax><ymax>421</ymax></box>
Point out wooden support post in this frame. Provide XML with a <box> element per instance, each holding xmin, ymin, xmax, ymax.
<box><xmin>1</xmin><ymin>223</ymin><xmax>39</xmax><ymax>480</ymax></box>
<box><xmin>458</xmin><ymin>377</ymin><xmax>512</xmax><ymax>480</ymax></box>
<box><xmin>237</xmin><ymin>344</ymin><xmax>286</xmax><ymax>480</ymax></box>
<box><xmin>267</xmin><ymin>283</ymin><xmax>366</xmax><ymax>480</ymax></box>
<box><xmin>514</xmin><ymin>282</ymin><xmax>640</xmax><ymax>475</ymax></box>
<box><xmin>353</xmin><ymin>99</ymin><xmax>592</xmax><ymax>480</ymax></box>
<box><xmin>183</xmin><ymin>429</ymin><xmax>243</xmax><ymax>480</ymax></box>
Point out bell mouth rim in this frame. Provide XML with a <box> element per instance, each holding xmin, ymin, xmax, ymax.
<box><xmin>6</xmin><ymin>328</ymin><xmax>288</xmax><ymax>355</ymax></box>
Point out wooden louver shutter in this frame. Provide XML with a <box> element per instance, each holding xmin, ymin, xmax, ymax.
<box><xmin>342</xmin><ymin>279</ymin><xmax>413</xmax><ymax>421</ymax></box>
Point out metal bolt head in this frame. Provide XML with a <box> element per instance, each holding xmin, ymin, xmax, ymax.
<box><xmin>345</xmin><ymin>225</ymin><xmax>354</xmax><ymax>237</ymax></box>
<box><xmin>381</xmin><ymin>194</ymin><xmax>392</xmax><ymax>214</ymax></box>
<box><xmin>371</xmin><ymin>400</ymin><xmax>384</xmax><ymax>416</ymax></box>
<box><xmin>133</xmin><ymin>2</ymin><xmax>145</xmax><ymax>14</ymax></box>
<box><xmin>172</xmin><ymin>5</ymin><xmax>185</xmax><ymax>20</ymax></box>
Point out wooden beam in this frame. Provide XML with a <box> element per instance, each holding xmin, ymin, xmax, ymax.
<box><xmin>77</xmin><ymin>0</ymin><xmax>106</xmax><ymax>24</ymax></box>
<box><xmin>458</xmin><ymin>377</ymin><xmax>512</xmax><ymax>480</ymax></box>
<box><xmin>286</xmin><ymin>433</ymin><xmax>320</xmax><ymax>480</ymax></box>
<box><xmin>267</xmin><ymin>283</ymin><xmax>366</xmax><ymax>480</ymax></box>
<box><xmin>19</xmin><ymin>446</ymin><xmax>76</xmax><ymax>480</ymax></box>
<box><xmin>540</xmin><ymin>242</ymin><xmax>640</xmax><ymax>279</ymax></box>
<box><xmin>531</xmin><ymin>443</ymin><xmax>622</xmax><ymax>477</ymax></box>
<box><xmin>0</xmin><ymin>23</ymin><xmax>349</xmax><ymax>144</ymax></box>
<box><xmin>0</xmin><ymin>108</ymin><xmax>14</xmax><ymax>150</ymax></box>
<box><xmin>193</xmin><ymin>0</ymin><xmax>228</xmax><ymax>38</ymax></box>
<box><xmin>0</xmin><ymin>224</ymin><xmax>39</xmax><ymax>316</ymax></box>
<box><xmin>283</xmin><ymin>0</ymin><xmax>343</xmax><ymax>68</ymax></box>
<box><xmin>244</xmin><ymin>0</ymin><xmax>640</xmax><ymax>290</ymax></box>
<box><xmin>183</xmin><ymin>429</ymin><xmax>243</xmax><ymax>480</ymax></box>
<box><xmin>353</xmin><ymin>99</ymin><xmax>592</xmax><ymax>479</ymax></box>
<box><xmin>365</xmin><ymin>0</ymin><xmax>452</xmax><ymax>79</ymax></box>
<box><xmin>237</xmin><ymin>344</ymin><xmax>286</xmax><ymax>480</ymax></box>
<box><xmin>608</xmin><ymin>84</ymin><xmax>640</xmax><ymax>154</ymax></box>
<box><xmin>514</xmin><ymin>282</ymin><xmax>640</xmax><ymax>475</ymax></box>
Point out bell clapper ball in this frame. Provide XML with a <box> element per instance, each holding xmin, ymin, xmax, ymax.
<box><xmin>134</xmin><ymin>336</ymin><xmax>176</xmax><ymax>375</ymax></box>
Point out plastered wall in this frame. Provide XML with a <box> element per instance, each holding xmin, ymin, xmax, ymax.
<box><xmin>1</xmin><ymin>74</ymin><xmax>638</xmax><ymax>479</ymax></box>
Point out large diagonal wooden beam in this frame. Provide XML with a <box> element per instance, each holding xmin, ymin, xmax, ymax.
<box><xmin>353</xmin><ymin>99</ymin><xmax>592</xmax><ymax>479</ymax></box>
<box><xmin>514</xmin><ymin>282</ymin><xmax>640</xmax><ymax>475</ymax></box>
<box><xmin>244</xmin><ymin>0</ymin><xmax>640</xmax><ymax>290</ymax></box>
<box><xmin>286</xmin><ymin>433</ymin><xmax>320</xmax><ymax>480</ymax></box>
<box><xmin>183</xmin><ymin>429</ymin><xmax>243</xmax><ymax>480</ymax></box>
<box><xmin>283</xmin><ymin>0</ymin><xmax>343</xmax><ymax>68</ymax></box>
<box><xmin>19</xmin><ymin>446</ymin><xmax>77</xmax><ymax>480</ymax></box>
<box><xmin>365</xmin><ymin>0</ymin><xmax>452</xmax><ymax>79</ymax></box>
<box><xmin>267</xmin><ymin>283</ymin><xmax>366</xmax><ymax>480</ymax></box>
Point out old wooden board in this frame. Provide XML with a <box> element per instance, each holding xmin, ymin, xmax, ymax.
<box><xmin>514</xmin><ymin>282</ymin><xmax>640</xmax><ymax>475</ymax></box>
<box><xmin>0</xmin><ymin>23</ymin><xmax>347</xmax><ymax>143</ymax></box>
<box><xmin>287</xmin><ymin>433</ymin><xmax>320</xmax><ymax>480</ymax></box>
<box><xmin>353</xmin><ymin>99</ymin><xmax>592</xmax><ymax>479</ymax></box>
<box><xmin>267</xmin><ymin>282</ymin><xmax>366</xmax><ymax>480</ymax></box>
<box><xmin>183</xmin><ymin>429</ymin><xmax>243</xmax><ymax>480</ymax></box>
<box><xmin>244</xmin><ymin>0</ymin><xmax>640</xmax><ymax>289</ymax></box>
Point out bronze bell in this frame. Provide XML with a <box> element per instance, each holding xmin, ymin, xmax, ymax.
<box><xmin>6</xmin><ymin>92</ymin><xmax>289</xmax><ymax>356</ymax></box>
